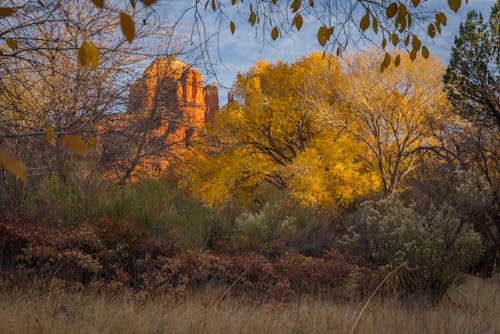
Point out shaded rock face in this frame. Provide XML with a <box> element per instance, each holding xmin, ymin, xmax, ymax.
<box><xmin>105</xmin><ymin>57</ymin><xmax>219</xmax><ymax>182</ymax></box>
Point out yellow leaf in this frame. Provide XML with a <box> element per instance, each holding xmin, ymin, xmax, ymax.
<box><xmin>427</xmin><ymin>23</ymin><xmax>436</xmax><ymax>38</ymax></box>
<box><xmin>360</xmin><ymin>13</ymin><xmax>370</xmax><ymax>32</ymax></box>
<box><xmin>6</xmin><ymin>38</ymin><xmax>17</xmax><ymax>50</ymax></box>
<box><xmin>436</xmin><ymin>12</ymin><xmax>447</xmax><ymax>26</ymax></box>
<box><xmin>62</xmin><ymin>134</ymin><xmax>88</xmax><ymax>155</ymax></box>
<box><xmin>380</xmin><ymin>52</ymin><xmax>391</xmax><ymax>72</ymax></box>
<box><xmin>383</xmin><ymin>52</ymin><xmax>391</xmax><ymax>66</ymax></box>
<box><xmin>140</xmin><ymin>0</ymin><xmax>157</xmax><ymax>6</ymax></box>
<box><xmin>411</xmin><ymin>0</ymin><xmax>420</xmax><ymax>7</ymax></box>
<box><xmin>372</xmin><ymin>17</ymin><xmax>379</xmax><ymax>34</ymax></box>
<box><xmin>0</xmin><ymin>7</ymin><xmax>15</xmax><ymax>17</ymax></box>
<box><xmin>78</xmin><ymin>40</ymin><xmax>90</xmax><ymax>67</ymax></box>
<box><xmin>404</xmin><ymin>34</ymin><xmax>410</xmax><ymax>46</ymax></box>
<box><xmin>412</xmin><ymin>35</ymin><xmax>421</xmax><ymax>51</ymax></box>
<box><xmin>88</xmin><ymin>42</ymin><xmax>99</xmax><ymax>70</ymax></box>
<box><xmin>230</xmin><ymin>21</ymin><xmax>235</xmax><ymax>34</ymax></box>
<box><xmin>292</xmin><ymin>13</ymin><xmax>303</xmax><ymax>31</ymax></box>
<box><xmin>92</xmin><ymin>0</ymin><xmax>104</xmax><ymax>8</ymax></box>
<box><xmin>394</xmin><ymin>54</ymin><xmax>401</xmax><ymax>67</ymax></box>
<box><xmin>391</xmin><ymin>33</ymin><xmax>399</xmax><ymax>46</ymax></box>
<box><xmin>46</xmin><ymin>125</ymin><xmax>55</xmax><ymax>144</ymax></box>
<box><xmin>89</xmin><ymin>136</ymin><xmax>98</xmax><ymax>148</ymax></box>
<box><xmin>78</xmin><ymin>41</ymin><xmax>99</xmax><ymax>70</ymax></box>
<box><xmin>0</xmin><ymin>149</ymin><xmax>27</xmax><ymax>182</ymax></box>
<box><xmin>410</xmin><ymin>49</ymin><xmax>417</xmax><ymax>61</ymax></box>
<box><xmin>120</xmin><ymin>12</ymin><xmax>135</xmax><ymax>43</ymax></box>
<box><xmin>271</xmin><ymin>27</ymin><xmax>279</xmax><ymax>40</ymax></box>
<box><xmin>317</xmin><ymin>26</ymin><xmax>331</xmax><ymax>47</ymax></box>
<box><xmin>386</xmin><ymin>3</ymin><xmax>398</xmax><ymax>19</ymax></box>
<box><xmin>448</xmin><ymin>0</ymin><xmax>461</xmax><ymax>13</ymax></box>
<box><xmin>421</xmin><ymin>46</ymin><xmax>429</xmax><ymax>59</ymax></box>
<box><xmin>290</xmin><ymin>0</ymin><xmax>301</xmax><ymax>13</ymax></box>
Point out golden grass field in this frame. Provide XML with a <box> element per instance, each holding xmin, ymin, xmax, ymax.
<box><xmin>0</xmin><ymin>275</ymin><xmax>498</xmax><ymax>334</ymax></box>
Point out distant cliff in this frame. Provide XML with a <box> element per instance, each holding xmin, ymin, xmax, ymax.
<box><xmin>128</xmin><ymin>57</ymin><xmax>219</xmax><ymax>138</ymax></box>
<box><xmin>103</xmin><ymin>57</ymin><xmax>219</xmax><ymax>183</ymax></box>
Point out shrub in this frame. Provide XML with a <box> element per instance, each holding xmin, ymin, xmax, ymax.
<box><xmin>233</xmin><ymin>202</ymin><xmax>297</xmax><ymax>250</ymax></box>
<box><xmin>341</xmin><ymin>197</ymin><xmax>482</xmax><ymax>300</ymax></box>
<box><xmin>104</xmin><ymin>178</ymin><xmax>216</xmax><ymax>249</ymax></box>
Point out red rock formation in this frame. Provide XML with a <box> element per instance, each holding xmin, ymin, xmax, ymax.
<box><xmin>105</xmin><ymin>57</ymin><xmax>219</xmax><ymax>182</ymax></box>
<box><xmin>204</xmin><ymin>82</ymin><xmax>219</xmax><ymax>124</ymax></box>
<box><xmin>128</xmin><ymin>56</ymin><xmax>219</xmax><ymax>140</ymax></box>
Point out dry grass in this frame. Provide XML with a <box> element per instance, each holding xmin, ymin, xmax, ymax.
<box><xmin>0</xmin><ymin>275</ymin><xmax>498</xmax><ymax>334</ymax></box>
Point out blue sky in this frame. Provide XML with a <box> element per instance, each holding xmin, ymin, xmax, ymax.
<box><xmin>156</xmin><ymin>0</ymin><xmax>495</xmax><ymax>102</ymax></box>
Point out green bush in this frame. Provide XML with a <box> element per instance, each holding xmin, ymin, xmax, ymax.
<box><xmin>24</xmin><ymin>163</ymin><xmax>107</xmax><ymax>226</ymax></box>
<box><xmin>104</xmin><ymin>178</ymin><xmax>216</xmax><ymax>249</ymax></box>
<box><xmin>233</xmin><ymin>202</ymin><xmax>298</xmax><ymax>250</ymax></box>
<box><xmin>341</xmin><ymin>197</ymin><xmax>482</xmax><ymax>300</ymax></box>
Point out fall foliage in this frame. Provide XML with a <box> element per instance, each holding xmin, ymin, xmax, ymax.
<box><xmin>0</xmin><ymin>2</ymin><xmax>498</xmax><ymax>330</ymax></box>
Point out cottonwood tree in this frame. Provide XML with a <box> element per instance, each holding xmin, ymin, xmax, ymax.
<box><xmin>321</xmin><ymin>52</ymin><xmax>448</xmax><ymax>195</ymax></box>
<box><xmin>186</xmin><ymin>54</ymin><xmax>378</xmax><ymax>209</ymax></box>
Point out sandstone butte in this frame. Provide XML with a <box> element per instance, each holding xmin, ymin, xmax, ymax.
<box><xmin>103</xmin><ymin>57</ymin><xmax>219</xmax><ymax>182</ymax></box>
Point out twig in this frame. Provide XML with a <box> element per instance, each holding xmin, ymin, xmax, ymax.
<box><xmin>349</xmin><ymin>262</ymin><xmax>407</xmax><ymax>334</ymax></box>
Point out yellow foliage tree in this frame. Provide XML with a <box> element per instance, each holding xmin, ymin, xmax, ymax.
<box><xmin>185</xmin><ymin>53</ymin><xmax>379</xmax><ymax>210</ymax></box>
<box><xmin>320</xmin><ymin>51</ymin><xmax>449</xmax><ymax>194</ymax></box>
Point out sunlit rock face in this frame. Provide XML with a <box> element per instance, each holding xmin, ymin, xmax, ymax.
<box><xmin>105</xmin><ymin>57</ymin><xmax>219</xmax><ymax>182</ymax></box>
<box><xmin>128</xmin><ymin>57</ymin><xmax>217</xmax><ymax>131</ymax></box>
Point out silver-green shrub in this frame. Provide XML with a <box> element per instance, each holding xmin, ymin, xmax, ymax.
<box><xmin>342</xmin><ymin>196</ymin><xmax>482</xmax><ymax>299</ymax></box>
